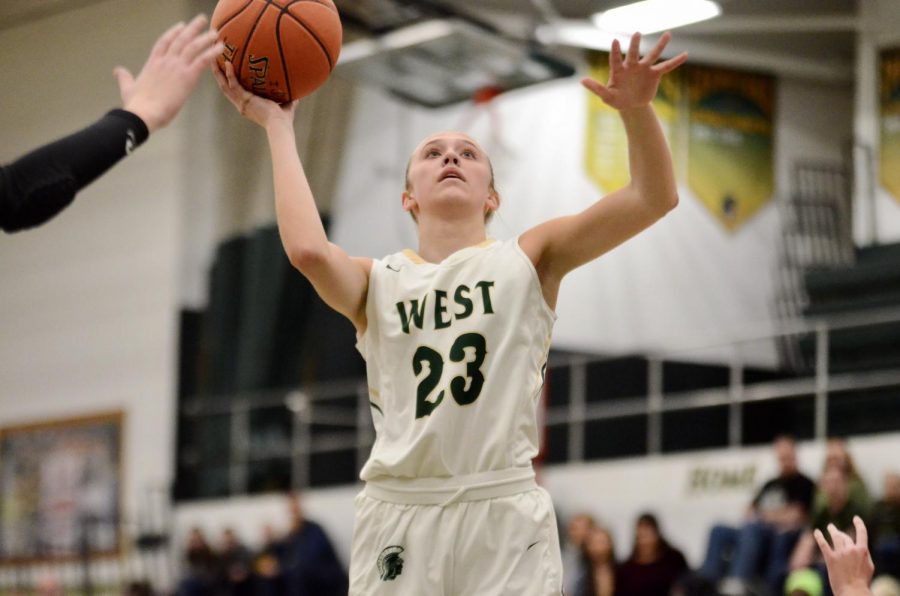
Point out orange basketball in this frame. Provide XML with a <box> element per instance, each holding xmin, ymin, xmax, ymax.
<box><xmin>211</xmin><ymin>0</ymin><xmax>342</xmax><ymax>103</ymax></box>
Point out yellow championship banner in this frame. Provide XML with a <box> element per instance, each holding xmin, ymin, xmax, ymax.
<box><xmin>584</xmin><ymin>51</ymin><xmax>682</xmax><ymax>193</ymax></box>
<box><xmin>881</xmin><ymin>48</ymin><xmax>900</xmax><ymax>203</ymax></box>
<box><xmin>687</xmin><ymin>66</ymin><xmax>774</xmax><ymax>232</ymax></box>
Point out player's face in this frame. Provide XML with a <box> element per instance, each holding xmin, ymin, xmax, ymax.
<box><xmin>404</xmin><ymin>133</ymin><xmax>496</xmax><ymax>221</ymax></box>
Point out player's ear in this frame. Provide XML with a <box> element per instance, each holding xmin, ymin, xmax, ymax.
<box><xmin>402</xmin><ymin>190</ymin><xmax>418</xmax><ymax>219</ymax></box>
<box><xmin>486</xmin><ymin>189</ymin><xmax>500</xmax><ymax>214</ymax></box>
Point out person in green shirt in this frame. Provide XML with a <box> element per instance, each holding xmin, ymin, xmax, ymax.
<box><xmin>789</xmin><ymin>466</ymin><xmax>870</xmax><ymax>595</ymax></box>
<box><xmin>813</xmin><ymin>439</ymin><xmax>871</xmax><ymax>518</ymax></box>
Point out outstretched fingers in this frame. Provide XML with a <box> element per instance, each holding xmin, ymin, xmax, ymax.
<box><xmin>625</xmin><ymin>32</ymin><xmax>642</xmax><ymax>64</ymax></box>
<box><xmin>652</xmin><ymin>52</ymin><xmax>689</xmax><ymax>74</ymax></box>
<box><xmin>641</xmin><ymin>31</ymin><xmax>671</xmax><ymax>65</ymax></box>
<box><xmin>183</xmin><ymin>28</ymin><xmax>220</xmax><ymax>64</ymax></box>
<box><xmin>195</xmin><ymin>41</ymin><xmax>226</xmax><ymax>73</ymax></box>
<box><xmin>609</xmin><ymin>38</ymin><xmax>624</xmax><ymax>74</ymax></box>
<box><xmin>853</xmin><ymin>516</ymin><xmax>868</xmax><ymax>549</ymax></box>
<box><xmin>813</xmin><ymin>528</ymin><xmax>834</xmax><ymax>561</ymax></box>
<box><xmin>581</xmin><ymin>77</ymin><xmax>613</xmax><ymax>103</ymax></box>
<box><xmin>169</xmin><ymin>14</ymin><xmax>209</xmax><ymax>56</ymax></box>
<box><xmin>828</xmin><ymin>524</ymin><xmax>853</xmax><ymax>551</ymax></box>
<box><xmin>151</xmin><ymin>21</ymin><xmax>186</xmax><ymax>58</ymax></box>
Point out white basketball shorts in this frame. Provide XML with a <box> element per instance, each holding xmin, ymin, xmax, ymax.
<box><xmin>348</xmin><ymin>468</ymin><xmax>563</xmax><ymax>596</ymax></box>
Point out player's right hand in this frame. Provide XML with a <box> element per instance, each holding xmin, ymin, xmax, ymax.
<box><xmin>212</xmin><ymin>61</ymin><xmax>298</xmax><ymax>130</ymax></box>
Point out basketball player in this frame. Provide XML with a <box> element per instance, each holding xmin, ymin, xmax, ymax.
<box><xmin>0</xmin><ymin>14</ymin><xmax>222</xmax><ymax>233</ymax></box>
<box><xmin>214</xmin><ymin>31</ymin><xmax>686</xmax><ymax>595</ymax></box>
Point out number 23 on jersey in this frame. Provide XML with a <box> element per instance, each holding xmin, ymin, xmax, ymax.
<box><xmin>413</xmin><ymin>333</ymin><xmax>487</xmax><ymax>418</ymax></box>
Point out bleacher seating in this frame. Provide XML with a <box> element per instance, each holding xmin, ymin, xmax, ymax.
<box><xmin>801</xmin><ymin>241</ymin><xmax>900</xmax><ymax>372</ymax></box>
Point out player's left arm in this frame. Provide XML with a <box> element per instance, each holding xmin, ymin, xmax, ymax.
<box><xmin>519</xmin><ymin>32</ymin><xmax>686</xmax><ymax>307</ymax></box>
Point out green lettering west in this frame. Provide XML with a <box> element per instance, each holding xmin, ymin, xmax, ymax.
<box><xmin>397</xmin><ymin>297</ymin><xmax>427</xmax><ymax>334</ymax></box>
<box><xmin>454</xmin><ymin>285</ymin><xmax>474</xmax><ymax>319</ymax></box>
<box><xmin>475</xmin><ymin>281</ymin><xmax>495</xmax><ymax>314</ymax></box>
<box><xmin>434</xmin><ymin>290</ymin><xmax>451</xmax><ymax>329</ymax></box>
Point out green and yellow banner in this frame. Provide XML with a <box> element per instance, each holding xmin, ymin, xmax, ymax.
<box><xmin>881</xmin><ymin>48</ymin><xmax>900</xmax><ymax>203</ymax></box>
<box><xmin>687</xmin><ymin>66</ymin><xmax>774</xmax><ymax>232</ymax></box>
<box><xmin>584</xmin><ymin>51</ymin><xmax>682</xmax><ymax>194</ymax></box>
<box><xmin>583</xmin><ymin>55</ymin><xmax>774</xmax><ymax>232</ymax></box>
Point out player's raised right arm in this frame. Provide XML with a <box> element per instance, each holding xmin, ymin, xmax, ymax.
<box><xmin>212</xmin><ymin>62</ymin><xmax>370</xmax><ymax>332</ymax></box>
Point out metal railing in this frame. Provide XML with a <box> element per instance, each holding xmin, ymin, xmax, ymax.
<box><xmin>176</xmin><ymin>306</ymin><xmax>900</xmax><ymax>495</ymax></box>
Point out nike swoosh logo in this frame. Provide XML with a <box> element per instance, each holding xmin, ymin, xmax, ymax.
<box><xmin>386</xmin><ymin>264</ymin><xmax>401</xmax><ymax>272</ymax></box>
<box><xmin>526</xmin><ymin>541</ymin><xmax>539</xmax><ymax>551</ymax></box>
<box><xmin>125</xmin><ymin>129</ymin><xmax>136</xmax><ymax>155</ymax></box>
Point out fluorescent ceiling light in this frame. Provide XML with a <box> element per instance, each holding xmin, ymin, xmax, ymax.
<box><xmin>336</xmin><ymin>20</ymin><xmax>575</xmax><ymax>108</ymax></box>
<box><xmin>535</xmin><ymin>22</ymin><xmax>632</xmax><ymax>52</ymax></box>
<box><xmin>593</xmin><ymin>0</ymin><xmax>721</xmax><ymax>34</ymax></box>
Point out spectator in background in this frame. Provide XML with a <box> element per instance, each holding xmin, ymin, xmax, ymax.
<box><xmin>785</xmin><ymin>569</ymin><xmax>825</xmax><ymax>596</ymax></box>
<box><xmin>280</xmin><ymin>493</ymin><xmax>348</xmax><ymax>596</ymax></box>
<box><xmin>789</xmin><ymin>466</ymin><xmax>870</xmax><ymax>594</ymax></box>
<box><xmin>814</xmin><ymin>440</ymin><xmax>871</xmax><ymax>517</ymax></box>
<box><xmin>616</xmin><ymin>513</ymin><xmax>688</xmax><ymax>596</ymax></box>
<box><xmin>253</xmin><ymin>524</ymin><xmax>285</xmax><ymax>596</ymax></box>
<box><xmin>124</xmin><ymin>581</ymin><xmax>155</xmax><ymax>596</ymax></box>
<box><xmin>699</xmin><ymin>435</ymin><xmax>816</xmax><ymax>596</ymax></box>
<box><xmin>564</xmin><ymin>513</ymin><xmax>596</xmax><ymax>596</ymax></box>
<box><xmin>871</xmin><ymin>576</ymin><xmax>900</xmax><ymax>596</ymax></box>
<box><xmin>870</xmin><ymin>472</ymin><xmax>900</xmax><ymax>578</ymax></box>
<box><xmin>177</xmin><ymin>527</ymin><xmax>217</xmax><ymax>596</ymax></box>
<box><xmin>671</xmin><ymin>573</ymin><xmax>721</xmax><ymax>596</ymax></box>
<box><xmin>573</xmin><ymin>525</ymin><xmax>617</xmax><ymax>596</ymax></box>
<box><xmin>35</xmin><ymin>573</ymin><xmax>63</xmax><ymax>596</ymax></box>
<box><xmin>217</xmin><ymin>528</ymin><xmax>253</xmax><ymax>596</ymax></box>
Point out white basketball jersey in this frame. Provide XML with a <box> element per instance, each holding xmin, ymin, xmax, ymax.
<box><xmin>356</xmin><ymin>237</ymin><xmax>556</xmax><ymax>481</ymax></box>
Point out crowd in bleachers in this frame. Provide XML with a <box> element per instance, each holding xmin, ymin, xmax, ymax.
<box><xmin>564</xmin><ymin>436</ymin><xmax>900</xmax><ymax>596</ymax></box>
<box><xmin>176</xmin><ymin>495</ymin><xmax>347</xmax><ymax>596</ymax></box>
<box><xmin>167</xmin><ymin>436</ymin><xmax>898</xmax><ymax>596</ymax></box>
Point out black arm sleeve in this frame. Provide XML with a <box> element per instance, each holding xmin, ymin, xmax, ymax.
<box><xmin>0</xmin><ymin>109</ymin><xmax>149</xmax><ymax>233</ymax></box>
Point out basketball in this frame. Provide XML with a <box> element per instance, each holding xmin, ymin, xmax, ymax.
<box><xmin>211</xmin><ymin>0</ymin><xmax>342</xmax><ymax>103</ymax></box>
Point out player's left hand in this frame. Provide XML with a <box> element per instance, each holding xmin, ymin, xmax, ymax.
<box><xmin>581</xmin><ymin>32</ymin><xmax>687</xmax><ymax>112</ymax></box>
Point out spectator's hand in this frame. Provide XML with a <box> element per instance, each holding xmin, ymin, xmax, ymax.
<box><xmin>580</xmin><ymin>32</ymin><xmax>687</xmax><ymax>112</ymax></box>
<box><xmin>116</xmin><ymin>14</ymin><xmax>224</xmax><ymax>133</ymax></box>
<box><xmin>814</xmin><ymin>516</ymin><xmax>874</xmax><ymax>596</ymax></box>
<box><xmin>211</xmin><ymin>60</ymin><xmax>299</xmax><ymax>131</ymax></box>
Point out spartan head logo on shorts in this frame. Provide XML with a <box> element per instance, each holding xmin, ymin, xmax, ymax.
<box><xmin>377</xmin><ymin>545</ymin><xmax>404</xmax><ymax>581</ymax></box>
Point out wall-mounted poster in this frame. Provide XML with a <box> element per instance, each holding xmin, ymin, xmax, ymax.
<box><xmin>0</xmin><ymin>412</ymin><xmax>122</xmax><ymax>561</ymax></box>
<box><xmin>584</xmin><ymin>50</ymin><xmax>683</xmax><ymax>194</ymax></box>
<box><xmin>881</xmin><ymin>47</ymin><xmax>900</xmax><ymax>203</ymax></box>
<box><xmin>687</xmin><ymin>65</ymin><xmax>775</xmax><ymax>232</ymax></box>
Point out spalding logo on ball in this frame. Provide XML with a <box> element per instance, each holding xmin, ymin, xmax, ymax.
<box><xmin>211</xmin><ymin>0</ymin><xmax>342</xmax><ymax>103</ymax></box>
